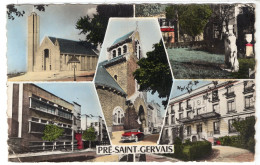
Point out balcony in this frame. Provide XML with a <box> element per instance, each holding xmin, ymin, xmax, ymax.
<box><xmin>212</xmin><ymin>97</ymin><xmax>220</xmax><ymax>103</ymax></box>
<box><xmin>186</xmin><ymin>105</ymin><xmax>192</xmax><ymax>110</ymax></box>
<box><xmin>225</xmin><ymin>92</ymin><xmax>236</xmax><ymax>99</ymax></box>
<box><xmin>243</xmin><ymin>87</ymin><xmax>255</xmax><ymax>94</ymax></box>
<box><xmin>214</xmin><ymin>130</ymin><xmax>220</xmax><ymax>134</ymax></box>
<box><xmin>178</xmin><ymin>107</ymin><xmax>184</xmax><ymax>112</ymax></box>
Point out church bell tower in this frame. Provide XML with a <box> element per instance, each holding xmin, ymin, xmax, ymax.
<box><xmin>27</xmin><ymin>12</ymin><xmax>39</xmax><ymax>72</ymax></box>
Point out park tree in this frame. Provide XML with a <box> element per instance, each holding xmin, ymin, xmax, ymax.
<box><xmin>76</xmin><ymin>5</ymin><xmax>133</xmax><ymax>48</ymax></box>
<box><xmin>133</xmin><ymin>40</ymin><xmax>172</xmax><ymax>108</ymax></box>
<box><xmin>165</xmin><ymin>4</ymin><xmax>212</xmax><ymax>41</ymax></box>
<box><xmin>135</xmin><ymin>4</ymin><xmax>163</xmax><ymax>17</ymax></box>
<box><xmin>7</xmin><ymin>4</ymin><xmax>47</xmax><ymax>20</ymax></box>
<box><xmin>42</xmin><ymin>124</ymin><xmax>64</xmax><ymax>151</ymax></box>
<box><xmin>82</xmin><ymin>127</ymin><xmax>96</xmax><ymax>149</ymax></box>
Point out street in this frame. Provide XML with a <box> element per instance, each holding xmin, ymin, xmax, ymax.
<box><xmin>111</xmin><ymin>131</ymin><xmax>159</xmax><ymax>145</ymax></box>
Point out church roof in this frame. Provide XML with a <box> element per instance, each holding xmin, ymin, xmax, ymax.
<box><xmin>111</xmin><ymin>30</ymin><xmax>134</xmax><ymax>46</ymax></box>
<box><xmin>48</xmin><ymin>37</ymin><xmax>98</xmax><ymax>56</ymax></box>
<box><xmin>95</xmin><ymin>60</ymin><xmax>126</xmax><ymax>95</ymax></box>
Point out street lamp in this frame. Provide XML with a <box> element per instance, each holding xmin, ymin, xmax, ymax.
<box><xmin>68</xmin><ymin>56</ymin><xmax>80</xmax><ymax>81</ymax></box>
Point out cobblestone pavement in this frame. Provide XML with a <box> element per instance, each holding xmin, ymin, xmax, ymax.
<box><xmin>111</xmin><ymin>131</ymin><xmax>159</xmax><ymax>145</ymax></box>
<box><xmin>200</xmin><ymin>146</ymin><xmax>254</xmax><ymax>162</ymax></box>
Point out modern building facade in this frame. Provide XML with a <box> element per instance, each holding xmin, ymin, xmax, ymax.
<box><xmin>27</xmin><ymin>12</ymin><xmax>98</xmax><ymax>72</ymax></box>
<box><xmin>95</xmin><ymin>28</ymin><xmax>149</xmax><ymax>135</ymax></box>
<box><xmin>7</xmin><ymin>83</ymin><xmax>80</xmax><ymax>152</ymax></box>
<box><xmin>160</xmin><ymin>80</ymin><xmax>255</xmax><ymax>144</ymax></box>
<box><xmin>147</xmin><ymin>100</ymin><xmax>163</xmax><ymax>133</ymax></box>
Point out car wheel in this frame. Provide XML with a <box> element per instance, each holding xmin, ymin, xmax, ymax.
<box><xmin>135</xmin><ymin>136</ymin><xmax>138</xmax><ymax>142</ymax></box>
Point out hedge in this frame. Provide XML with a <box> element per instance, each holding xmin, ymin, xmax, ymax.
<box><xmin>171</xmin><ymin>138</ymin><xmax>212</xmax><ymax>161</ymax></box>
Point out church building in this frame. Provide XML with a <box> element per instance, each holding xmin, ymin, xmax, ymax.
<box><xmin>95</xmin><ymin>28</ymin><xmax>149</xmax><ymax>134</ymax></box>
<box><xmin>27</xmin><ymin>12</ymin><xmax>98</xmax><ymax>72</ymax></box>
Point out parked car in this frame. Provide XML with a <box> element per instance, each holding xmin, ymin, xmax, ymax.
<box><xmin>121</xmin><ymin>129</ymin><xmax>144</xmax><ymax>142</ymax></box>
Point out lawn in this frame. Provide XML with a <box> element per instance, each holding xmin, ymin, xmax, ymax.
<box><xmin>167</xmin><ymin>48</ymin><xmax>254</xmax><ymax>79</ymax></box>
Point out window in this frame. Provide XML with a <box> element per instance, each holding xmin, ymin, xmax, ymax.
<box><xmin>227</xmin><ymin>86</ymin><xmax>234</xmax><ymax>94</ymax></box>
<box><xmin>179</xmin><ymin>102</ymin><xmax>183</xmax><ymax>111</ymax></box>
<box><xmin>227</xmin><ymin>99</ymin><xmax>236</xmax><ymax>112</ymax></box>
<box><xmin>213</xmin><ymin>121</ymin><xmax>220</xmax><ymax>134</ymax></box>
<box><xmin>212</xmin><ymin>90</ymin><xmax>219</xmax><ymax>102</ymax></box>
<box><xmin>213</xmin><ymin>104</ymin><xmax>219</xmax><ymax>113</ymax></box>
<box><xmin>171</xmin><ymin>115</ymin><xmax>175</xmax><ymax>124</ymax></box>
<box><xmin>118</xmin><ymin>48</ymin><xmax>122</xmax><ymax>56</ymax></box>
<box><xmin>171</xmin><ymin>105</ymin><xmax>174</xmax><ymax>114</ymax></box>
<box><xmin>41</xmin><ymin>119</ymin><xmax>47</xmax><ymax>124</ymax></box>
<box><xmin>243</xmin><ymin>81</ymin><xmax>254</xmax><ymax>94</ymax></box>
<box><xmin>228</xmin><ymin>119</ymin><xmax>237</xmax><ymax>133</ymax></box>
<box><xmin>44</xmin><ymin>49</ymin><xmax>49</xmax><ymax>58</ymax></box>
<box><xmin>245</xmin><ymin>95</ymin><xmax>254</xmax><ymax>109</ymax></box>
<box><xmin>197</xmin><ymin>124</ymin><xmax>202</xmax><ymax>133</ymax></box>
<box><xmin>113</xmin><ymin>107</ymin><xmax>124</xmax><ymax>125</ymax></box>
<box><xmin>112</xmin><ymin>50</ymin><xmax>116</xmax><ymax>58</ymax></box>
<box><xmin>123</xmin><ymin>45</ymin><xmax>127</xmax><ymax>53</ymax></box>
<box><xmin>187</xmin><ymin>126</ymin><xmax>191</xmax><ymax>136</ymax></box>
<box><xmin>165</xmin><ymin>116</ymin><xmax>168</xmax><ymax>125</ymax></box>
<box><xmin>186</xmin><ymin>99</ymin><xmax>191</xmax><ymax>109</ymax></box>
<box><xmin>197</xmin><ymin>108</ymin><xmax>201</xmax><ymax>115</ymax></box>
<box><xmin>187</xmin><ymin>111</ymin><xmax>192</xmax><ymax>119</ymax></box>
<box><xmin>179</xmin><ymin>113</ymin><xmax>183</xmax><ymax>119</ymax></box>
<box><xmin>114</xmin><ymin>75</ymin><xmax>118</xmax><ymax>80</ymax></box>
<box><xmin>31</xmin><ymin>117</ymin><xmax>39</xmax><ymax>122</ymax></box>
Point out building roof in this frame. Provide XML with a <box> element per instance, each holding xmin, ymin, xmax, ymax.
<box><xmin>95</xmin><ymin>61</ymin><xmax>126</xmax><ymax>95</ymax></box>
<box><xmin>48</xmin><ymin>37</ymin><xmax>98</xmax><ymax>56</ymax></box>
<box><xmin>111</xmin><ymin>31</ymin><xmax>134</xmax><ymax>46</ymax></box>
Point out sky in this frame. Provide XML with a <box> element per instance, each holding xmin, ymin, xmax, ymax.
<box><xmin>7</xmin><ymin>4</ymin><xmax>97</xmax><ymax>73</ymax></box>
<box><xmin>97</xmin><ymin>18</ymin><xmax>167</xmax><ymax>116</ymax></box>
<box><xmin>170</xmin><ymin>80</ymin><xmax>212</xmax><ymax>99</ymax></box>
<box><xmin>35</xmin><ymin>82</ymin><xmax>103</xmax><ymax>122</ymax></box>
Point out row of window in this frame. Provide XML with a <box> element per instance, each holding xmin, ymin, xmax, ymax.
<box><xmin>112</xmin><ymin>45</ymin><xmax>128</xmax><ymax>58</ymax></box>
<box><xmin>30</xmin><ymin>98</ymin><xmax>73</xmax><ymax>120</ymax></box>
<box><xmin>31</xmin><ymin>117</ymin><xmax>72</xmax><ymax>128</ymax></box>
<box><xmin>171</xmin><ymin>81</ymin><xmax>255</xmax><ymax>112</ymax></box>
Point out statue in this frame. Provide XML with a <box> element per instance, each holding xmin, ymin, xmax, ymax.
<box><xmin>224</xmin><ymin>25</ymin><xmax>239</xmax><ymax>72</ymax></box>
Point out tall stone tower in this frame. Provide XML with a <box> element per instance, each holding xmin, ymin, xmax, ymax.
<box><xmin>27</xmin><ymin>12</ymin><xmax>39</xmax><ymax>72</ymax></box>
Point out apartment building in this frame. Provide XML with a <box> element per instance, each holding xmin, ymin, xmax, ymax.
<box><xmin>7</xmin><ymin>83</ymin><xmax>79</xmax><ymax>152</ymax></box>
<box><xmin>160</xmin><ymin>80</ymin><xmax>255</xmax><ymax>144</ymax></box>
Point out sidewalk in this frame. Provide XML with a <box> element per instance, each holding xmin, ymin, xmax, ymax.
<box><xmin>8</xmin><ymin>70</ymin><xmax>95</xmax><ymax>81</ymax></box>
<box><xmin>8</xmin><ymin>148</ymin><xmax>96</xmax><ymax>159</ymax></box>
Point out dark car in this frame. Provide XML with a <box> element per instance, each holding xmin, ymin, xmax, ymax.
<box><xmin>121</xmin><ymin>129</ymin><xmax>144</xmax><ymax>142</ymax></box>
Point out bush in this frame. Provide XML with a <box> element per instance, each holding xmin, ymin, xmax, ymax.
<box><xmin>231</xmin><ymin>58</ymin><xmax>255</xmax><ymax>78</ymax></box>
<box><xmin>218</xmin><ymin>117</ymin><xmax>255</xmax><ymax>153</ymax></box>
<box><xmin>172</xmin><ymin>138</ymin><xmax>212</xmax><ymax>161</ymax></box>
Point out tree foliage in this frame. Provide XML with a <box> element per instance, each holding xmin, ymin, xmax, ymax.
<box><xmin>233</xmin><ymin>116</ymin><xmax>255</xmax><ymax>152</ymax></box>
<box><xmin>135</xmin><ymin>4</ymin><xmax>162</xmax><ymax>17</ymax></box>
<box><xmin>165</xmin><ymin>4</ymin><xmax>212</xmax><ymax>40</ymax></box>
<box><xmin>42</xmin><ymin>124</ymin><xmax>64</xmax><ymax>142</ymax></box>
<box><xmin>133</xmin><ymin>40</ymin><xmax>172</xmax><ymax>107</ymax></box>
<box><xmin>82</xmin><ymin>127</ymin><xmax>96</xmax><ymax>148</ymax></box>
<box><xmin>7</xmin><ymin>4</ymin><xmax>47</xmax><ymax>20</ymax></box>
<box><xmin>76</xmin><ymin>5</ymin><xmax>133</xmax><ymax>48</ymax></box>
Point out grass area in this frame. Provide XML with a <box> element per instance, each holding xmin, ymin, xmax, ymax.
<box><xmin>167</xmin><ymin>48</ymin><xmax>231</xmax><ymax>79</ymax></box>
<box><xmin>167</xmin><ymin>48</ymin><xmax>255</xmax><ymax>79</ymax></box>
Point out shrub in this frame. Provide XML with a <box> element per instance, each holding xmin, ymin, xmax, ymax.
<box><xmin>172</xmin><ymin>138</ymin><xmax>212</xmax><ymax>161</ymax></box>
<box><xmin>231</xmin><ymin>58</ymin><xmax>255</xmax><ymax>78</ymax></box>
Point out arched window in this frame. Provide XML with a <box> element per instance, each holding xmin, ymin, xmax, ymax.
<box><xmin>123</xmin><ymin>45</ymin><xmax>127</xmax><ymax>53</ymax></box>
<box><xmin>114</xmin><ymin>75</ymin><xmax>118</xmax><ymax>80</ymax></box>
<box><xmin>112</xmin><ymin>50</ymin><xmax>116</xmax><ymax>58</ymax></box>
<box><xmin>44</xmin><ymin>49</ymin><xmax>49</xmax><ymax>58</ymax></box>
<box><xmin>113</xmin><ymin>107</ymin><xmax>124</xmax><ymax>125</ymax></box>
<box><xmin>118</xmin><ymin>48</ymin><xmax>122</xmax><ymax>56</ymax></box>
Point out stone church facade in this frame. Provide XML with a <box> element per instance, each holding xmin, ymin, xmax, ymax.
<box><xmin>27</xmin><ymin>12</ymin><xmax>98</xmax><ymax>72</ymax></box>
<box><xmin>95</xmin><ymin>29</ymin><xmax>149</xmax><ymax>134</ymax></box>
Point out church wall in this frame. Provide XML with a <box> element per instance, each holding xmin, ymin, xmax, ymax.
<box><xmin>105</xmin><ymin>61</ymin><xmax>128</xmax><ymax>93</ymax></box>
<box><xmin>96</xmin><ymin>88</ymin><xmax>127</xmax><ymax>130</ymax></box>
<box><xmin>34</xmin><ymin>37</ymin><xmax>60</xmax><ymax>72</ymax></box>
